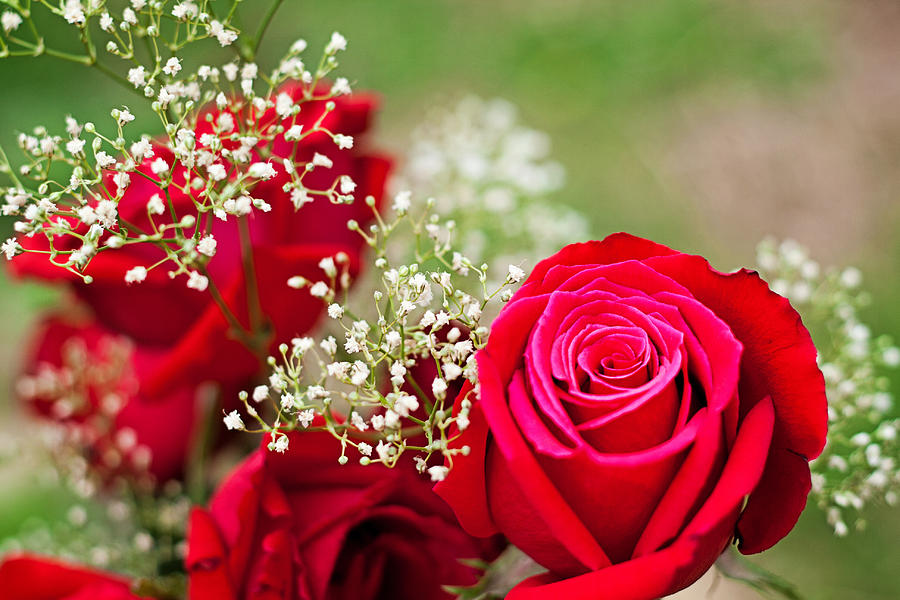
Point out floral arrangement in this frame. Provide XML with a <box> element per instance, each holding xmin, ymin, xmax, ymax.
<box><xmin>0</xmin><ymin>2</ymin><xmax>897</xmax><ymax>599</ymax></box>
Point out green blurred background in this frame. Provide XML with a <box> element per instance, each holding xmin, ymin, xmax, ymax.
<box><xmin>1</xmin><ymin>0</ymin><xmax>898</xmax><ymax>598</ymax></box>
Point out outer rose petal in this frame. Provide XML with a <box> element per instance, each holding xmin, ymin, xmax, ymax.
<box><xmin>508</xmin><ymin>397</ymin><xmax>775</xmax><ymax>600</ymax></box>
<box><xmin>643</xmin><ymin>256</ymin><xmax>826</xmax><ymax>552</ymax></box>
<box><xmin>185</xmin><ymin>509</ymin><xmax>237</xmax><ymax>600</ymax></box>
<box><xmin>0</xmin><ymin>554</ymin><xmax>143</xmax><ymax>600</ymax></box>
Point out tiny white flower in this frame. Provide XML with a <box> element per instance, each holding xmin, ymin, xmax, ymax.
<box><xmin>63</xmin><ymin>0</ymin><xmax>85</xmax><ymax>25</ymax></box>
<box><xmin>147</xmin><ymin>194</ymin><xmax>165</xmax><ymax>215</ymax></box>
<box><xmin>223</xmin><ymin>410</ymin><xmax>244</xmax><ymax>430</ymax></box>
<box><xmin>252</xmin><ymin>385</ymin><xmax>268</xmax><ymax>403</ymax></box>
<box><xmin>339</xmin><ymin>175</ymin><xmax>356</xmax><ymax>194</ymax></box>
<box><xmin>124</xmin><ymin>266</ymin><xmax>147</xmax><ymax>283</ymax></box>
<box><xmin>358</xmin><ymin>442</ymin><xmax>373</xmax><ymax>457</ymax></box>
<box><xmin>311</xmin><ymin>153</ymin><xmax>333</xmax><ymax>168</ymax></box>
<box><xmin>2</xmin><ymin>238</ymin><xmax>21</xmax><ymax>260</ymax></box>
<box><xmin>285</xmin><ymin>124</ymin><xmax>304</xmax><ymax>141</ymax></box>
<box><xmin>330</xmin><ymin>77</ymin><xmax>351</xmax><ymax>96</ymax></box>
<box><xmin>333</xmin><ymin>134</ymin><xmax>353</xmax><ymax>149</ymax></box>
<box><xmin>326</xmin><ymin>31</ymin><xmax>347</xmax><ymax>54</ymax></box>
<box><xmin>163</xmin><ymin>57</ymin><xmax>182</xmax><ymax>76</ymax></box>
<box><xmin>309</xmin><ymin>281</ymin><xmax>329</xmax><ymax>298</ymax></box>
<box><xmin>327</xmin><ymin>303</ymin><xmax>344</xmax><ymax>319</ymax></box>
<box><xmin>197</xmin><ymin>234</ymin><xmax>217</xmax><ymax>257</ymax></box>
<box><xmin>350</xmin><ymin>361</ymin><xmax>370</xmax><ymax>386</ymax></box>
<box><xmin>207</xmin><ymin>163</ymin><xmax>227</xmax><ymax>181</ymax></box>
<box><xmin>319</xmin><ymin>256</ymin><xmax>337</xmax><ymax>277</ymax></box>
<box><xmin>122</xmin><ymin>8</ymin><xmax>137</xmax><ymax>26</ymax></box>
<box><xmin>275</xmin><ymin>92</ymin><xmax>294</xmax><ymax>118</ymax></box>
<box><xmin>371</xmin><ymin>414</ymin><xmax>385</xmax><ymax>431</ymax></box>
<box><xmin>187</xmin><ymin>271</ymin><xmax>209</xmax><ymax>291</ymax></box>
<box><xmin>130</xmin><ymin>138</ymin><xmax>154</xmax><ymax>161</ymax></box>
<box><xmin>66</xmin><ymin>138</ymin><xmax>86</xmax><ymax>155</ymax></box>
<box><xmin>297</xmin><ymin>409</ymin><xmax>315</xmax><ymax>428</ymax></box>
<box><xmin>427</xmin><ymin>465</ymin><xmax>449</xmax><ymax>482</ymax></box>
<box><xmin>116</xmin><ymin>108</ymin><xmax>135</xmax><ymax>125</ymax></box>
<box><xmin>95</xmin><ymin>151</ymin><xmax>116</xmax><ymax>169</ymax></box>
<box><xmin>248</xmin><ymin>161</ymin><xmax>277</xmax><ymax>180</ymax></box>
<box><xmin>269</xmin><ymin>434</ymin><xmax>289</xmax><ymax>453</ymax></box>
<box><xmin>507</xmin><ymin>264</ymin><xmax>526</xmax><ymax>283</ymax></box>
<box><xmin>222</xmin><ymin>62</ymin><xmax>239</xmax><ymax>81</ymax></box>
<box><xmin>99</xmin><ymin>11</ymin><xmax>114</xmax><ymax>31</ymax></box>
<box><xmin>351</xmin><ymin>412</ymin><xmax>368</xmax><ymax>432</ymax></box>
<box><xmin>432</xmin><ymin>378</ymin><xmax>448</xmax><ymax>399</ymax></box>
<box><xmin>392</xmin><ymin>191</ymin><xmax>412</xmax><ymax>213</ymax></box>
<box><xmin>150</xmin><ymin>157</ymin><xmax>169</xmax><ymax>176</ymax></box>
<box><xmin>127</xmin><ymin>66</ymin><xmax>147</xmax><ymax>88</ymax></box>
<box><xmin>2</xmin><ymin>11</ymin><xmax>23</xmax><ymax>33</ymax></box>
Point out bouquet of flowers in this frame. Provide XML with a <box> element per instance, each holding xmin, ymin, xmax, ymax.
<box><xmin>0</xmin><ymin>2</ymin><xmax>897</xmax><ymax>599</ymax></box>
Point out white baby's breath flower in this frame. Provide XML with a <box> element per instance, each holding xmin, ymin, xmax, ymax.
<box><xmin>309</xmin><ymin>281</ymin><xmax>329</xmax><ymax>298</ymax></box>
<box><xmin>252</xmin><ymin>385</ymin><xmax>269</xmax><ymax>403</ymax></box>
<box><xmin>2</xmin><ymin>11</ymin><xmax>23</xmax><ymax>33</ymax></box>
<box><xmin>150</xmin><ymin>157</ymin><xmax>169</xmax><ymax>176</ymax></box>
<box><xmin>327</xmin><ymin>304</ymin><xmax>344</xmax><ymax>319</ymax></box>
<box><xmin>207</xmin><ymin>163</ymin><xmax>227</xmax><ymax>181</ymax></box>
<box><xmin>311</xmin><ymin>153</ymin><xmax>333</xmax><ymax>169</ymax></box>
<box><xmin>269</xmin><ymin>434</ymin><xmax>289</xmax><ymax>453</ymax></box>
<box><xmin>197</xmin><ymin>235</ymin><xmax>217</xmax><ymax>257</ymax></box>
<box><xmin>507</xmin><ymin>264</ymin><xmax>526</xmax><ymax>283</ymax></box>
<box><xmin>248</xmin><ymin>162</ymin><xmax>277</xmax><ymax>180</ymax></box>
<box><xmin>187</xmin><ymin>271</ymin><xmax>209</xmax><ymax>291</ymax></box>
<box><xmin>163</xmin><ymin>57</ymin><xmax>182</xmax><ymax>76</ymax></box>
<box><xmin>223</xmin><ymin>410</ymin><xmax>244</xmax><ymax>431</ymax></box>
<box><xmin>124</xmin><ymin>266</ymin><xmax>147</xmax><ymax>284</ymax></box>
<box><xmin>297</xmin><ymin>409</ymin><xmax>315</xmax><ymax>428</ymax></box>
<box><xmin>2</xmin><ymin>238</ymin><xmax>21</xmax><ymax>260</ymax></box>
<box><xmin>147</xmin><ymin>194</ymin><xmax>165</xmax><ymax>215</ymax></box>
<box><xmin>334</xmin><ymin>134</ymin><xmax>353</xmax><ymax>149</ymax></box>
<box><xmin>427</xmin><ymin>465</ymin><xmax>449</xmax><ymax>482</ymax></box>
<box><xmin>331</xmin><ymin>77</ymin><xmax>351</xmax><ymax>96</ymax></box>
<box><xmin>325</xmin><ymin>31</ymin><xmax>347</xmax><ymax>54</ymax></box>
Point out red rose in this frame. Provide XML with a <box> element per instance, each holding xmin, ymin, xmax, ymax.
<box><xmin>0</xmin><ymin>554</ymin><xmax>144</xmax><ymax>599</ymax></box>
<box><xmin>20</xmin><ymin>314</ymin><xmax>202</xmax><ymax>483</ymax></box>
<box><xmin>186</xmin><ymin>430</ymin><xmax>500</xmax><ymax>600</ymax></box>
<box><xmin>10</xmin><ymin>86</ymin><xmax>391</xmax><ymax>396</ymax></box>
<box><xmin>436</xmin><ymin>233</ymin><xmax>827</xmax><ymax>599</ymax></box>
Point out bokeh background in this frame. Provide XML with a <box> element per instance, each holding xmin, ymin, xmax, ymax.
<box><xmin>1</xmin><ymin>1</ymin><xmax>898</xmax><ymax>598</ymax></box>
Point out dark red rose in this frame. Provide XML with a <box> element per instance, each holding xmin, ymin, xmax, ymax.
<box><xmin>185</xmin><ymin>430</ymin><xmax>500</xmax><ymax>600</ymax></box>
<box><xmin>19</xmin><ymin>314</ymin><xmax>202</xmax><ymax>483</ymax></box>
<box><xmin>10</xmin><ymin>85</ymin><xmax>391</xmax><ymax>396</ymax></box>
<box><xmin>0</xmin><ymin>554</ymin><xmax>145</xmax><ymax>599</ymax></box>
<box><xmin>435</xmin><ymin>233</ymin><xmax>827</xmax><ymax>599</ymax></box>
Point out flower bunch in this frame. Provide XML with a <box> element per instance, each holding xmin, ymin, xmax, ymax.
<box><xmin>756</xmin><ymin>238</ymin><xmax>900</xmax><ymax>536</ymax></box>
<box><xmin>240</xmin><ymin>190</ymin><xmax>525</xmax><ymax>478</ymax></box>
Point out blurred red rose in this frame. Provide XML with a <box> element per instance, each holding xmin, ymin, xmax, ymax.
<box><xmin>10</xmin><ymin>85</ymin><xmax>391</xmax><ymax>396</ymax></box>
<box><xmin>0</xmin><ymin>554</ymin><xmax>145</xmax><ymax>600</ymax></box>
<box><xmin>19</xmin><ymin>314</ymin><xmax>202</xmax><ymax>483</ymax></box>
<box><xmin>186</xmin><ymin>429</ymin><xmax>501</xmax><ymax>600</ymax></box>
<box><xmin>436</xmin><ymin>233</ymin><xmax>827</xmax><ymax>600</ymax></box>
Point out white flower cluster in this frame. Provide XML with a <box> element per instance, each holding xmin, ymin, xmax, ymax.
<box><xmin>234</xmin><ymin>191</ymin><xmax>523</xmax><ymax>473</ymax></box>
<box><xmin>757</xmin><ymin>238</ymin><xmax>900</xmax><ymax>536</ymax></box>
<box><xmin>0</xmin><ymin>28</ymin><xmax>355</xmax><ymax>294</ymax></box>
<box><xmin>396</xmin><ymin>96</ymin><xmax>586</xmax><ymax>278</ymax></box>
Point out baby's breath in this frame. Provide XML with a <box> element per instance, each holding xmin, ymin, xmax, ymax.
<box><xmin>757</xmin><ymin>238</ymin><xmax>900</xmax><ymax>536</ymax></box>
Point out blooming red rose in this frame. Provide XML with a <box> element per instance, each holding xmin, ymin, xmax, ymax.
<box><xmin>0</xmin><ymin>554</ymin><xmax>145</xmax><ymax>599</ymax></box>
<box><xmin>19</xmin><ymin>314</ymin><xmax>202</xmax><ymax>483</ymax></box>
<box><xmin>435</xmin><ymin>233</ymin><xmax>827</xmax><ymax>599</ymax></box>
<box><xmin>186</xmin><ymin>430</ymin><xmax>500</xmax><ymax>600</ymax></box>
<box><xmin>10</xmin><ymin>86</ymin><xmax>391</xmax><ymax>396</ymax></box>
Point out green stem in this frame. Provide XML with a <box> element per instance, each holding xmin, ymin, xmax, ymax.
<box><xmin>247</xmin><ymin>0</ymin><xmax>283</xmax><ymax>59</ymax></box>
<box><xmin>237</xmin><ymin>215</ymin><xmax>265</xmax><ymax>335</ymax></box>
